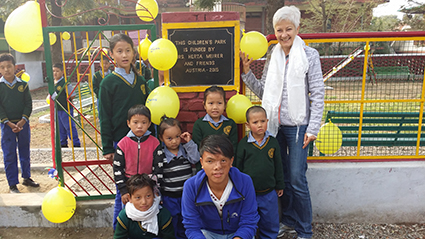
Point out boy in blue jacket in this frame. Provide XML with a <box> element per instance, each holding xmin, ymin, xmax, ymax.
<box><xmin>182</xmin><ymin>135</ymin><xmax>259</xmax><ymax>239</ymax></box>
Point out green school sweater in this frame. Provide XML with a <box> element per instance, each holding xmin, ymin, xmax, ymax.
<box><xmin>92</xmin><ymin>71</ymin><xmax>104</xmax><ymax>98</ymax></box>
<box><xmin>0</xmin><ymin>80</ymin><xmax>32</xmax><ymax>123</ymax></box>
<box><xmin>135</xmin><ymin>61</ymin><xmax>152</xmax><ymax>80</ymax></box>
<box><xmin>192</xmin><ymin>117</ymin><xmax>238</xmax><ymax>152</ymax></box>
<box><xmin>235</xmin><ymin>135</ymin><xmax>285</xmax><ymax>195</ymax></box>
<box><xmin>114</xmin><ymin>207</ymin><xmax>174</xmax><ymax>239</ymax></box>
<box><xmin>54</xmin><ymin>79</ymin><xmax>71</xmax><ymax>111</ymax></box>
<box><xmin>98</xmin><ymin>72</ymin><xmax>149</xmax><ymax>155</ymax></box>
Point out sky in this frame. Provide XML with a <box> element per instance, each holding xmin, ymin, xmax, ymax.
<box><xmin>373</xmin><ymin>0</ymin><xmax>425</xmax><ymax>19</ymax></box>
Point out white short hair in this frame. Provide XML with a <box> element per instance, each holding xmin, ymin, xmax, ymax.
<box><xmin>273</xmin><ymin>6</ymin><xmax>301</xmax><ymax>29</ymax></box>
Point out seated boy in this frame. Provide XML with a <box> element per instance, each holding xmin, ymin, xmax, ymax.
<box><xmin>234</xmin><ymin>106</ymin><xmax>285</xmax><ymax>239</ymax></box>
<box><xmin>182</xmin><ymin>134</ymin><xmax>259</xmax><ymax>239</ymax></box>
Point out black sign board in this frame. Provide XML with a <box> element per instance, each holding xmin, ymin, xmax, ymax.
<box><xmin>168</xmin><ymin>27</ymin><xmax>235</xmax><ymax>87</ymax></box>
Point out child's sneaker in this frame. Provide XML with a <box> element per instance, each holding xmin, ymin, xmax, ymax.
<box><xmin>278</xmin><ymin>222</ymin><xmax>296</xmax><ymax>237</ymax></box>
<box><xmin>9</xmin><ymin>185</ymin><xmax>20</xmax><ymax>193</ymax></box>
<box><xmin>22</xmin><ymin>178</ymin><xmax>40</xmax><ymax>187</ymax></box>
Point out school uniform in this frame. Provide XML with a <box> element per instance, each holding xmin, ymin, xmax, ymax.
<box><xmin>235</xmin><ymin>131</ymin><xmax>285</xmax><ymax>239</ymax></box>
<box><xmin>114</xmin><ymin>207</ymin><xmax>174</xmax><ymax>239</ymax></box>
<box><xmin>152</xmin><ymin>140</ymin><xmax>200</xmax><ymax>239</ymax></box>
<box><xmin>192</xmin><ymin>114</ymin><xmax>238</xmax><ymax>171</ymax></box>
<box><xmin>0</xmin><ymin>76</ymin><xmax>32</xmax><ymax>186</ymax></box>
<box><xmin>54</xmin><ymin>77</ymin><xmax>81</xmax><ymax>147</ymax></box>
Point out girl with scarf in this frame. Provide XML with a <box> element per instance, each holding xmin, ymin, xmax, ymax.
<box><xmin>240</xmin><ymin>6</ymin><xmax>325</xmax><ymax>239</ymax></box>
<box><xmin>114</xmin><ymin>174</ymin><xmax>175</xmax><ymax>239</ymax></box>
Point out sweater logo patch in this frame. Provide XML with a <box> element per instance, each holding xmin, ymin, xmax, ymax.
<box><xmin>140</xmin><ymin>84</ymin><xmax>146</xmax><ymax>94</ymax></box>
<box><xmin>223</xmin><ymin>126</ymin><xmax>231</xmax><ymax>135</ymax></box>
<box><xmin>56</xmin><ymin>85</ymin><xmax>62</xmax><ymax>91</ymax></box>
<box><xmin>18</xmin><ymin>85</ymin><xmax>24</xmax><ymax>92</ymax></box>
<box><xmin>268</xmin><ymin>148</ymin><xmax>275</xmax><ymax>158</ymax></box>
<box><xmin>230</xmin><ymin>212</ymin><xmax>239</xmax><ymax>218</ymax></box>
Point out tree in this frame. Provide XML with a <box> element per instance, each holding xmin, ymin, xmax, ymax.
<box><xmin>192</xmin><ymin>0</ymin><xmax>284</xmax><ymax>34</ymax></box>
<box><xmin>401</xmin><ymin>14</ymin><xmax>425</xmax><ymax>31</ymax></box>
<box><xmin>301</xmin><ymin>0</ymin><xmax>379</xmax><ymax>33</ymax></box>
<box><xmin>266</xmin><ymin>0</ymin><xmax>285</xmax><ymax>35</ymax></box>
<box><xmin>369</xmin><ymin>15</ymin><xmax>401</xmax><ymax>32</ymax></box>
<box><xmin>0</xmin><ymin>0</ymin><xmax>121</xmax><ymax>62</ymax></box>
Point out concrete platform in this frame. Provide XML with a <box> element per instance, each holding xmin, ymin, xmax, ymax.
<box><xmin>0</xmin><ymin>193</ymin><xmax>113</xmax><ymax>227</ymax></box>
<box><xmin>0</xmin><ymin>161</ymin><xmax>424</xmax><ymax>227</ymax></box>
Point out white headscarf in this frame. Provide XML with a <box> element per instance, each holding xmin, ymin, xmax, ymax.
<box><xmin>262</xmin><ymin>35</ymin><xmax>309</xmax><ymax>137</ymax></box>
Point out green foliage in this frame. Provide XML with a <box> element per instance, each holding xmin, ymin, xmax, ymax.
<box><xmin>369</xmin><ymin>15</ymin><xmax>401</xmax><ymax>32</ymax></box>
<box><xmin>402</xmin><ymin>14</ymin><xmax>425</xmax><ymax>31</ymax></box>
<box><xmin>193</xmin><ymin>0</ymin><xmax>219</xmax><ymax>10</ymax></box>
<box><xmin>301</xmin><ymin>0</ymin><xmax>379</xmax><ymax>33</ymax></box>
<box><xmin>0</xmin><ymin>0</ymin><xmax>121</xmax><ymax>25</ymax></box>
<box><xmin>0</xmin><ymin>0</ymin><xmax>26</xmax><ymax>21</ymax></box>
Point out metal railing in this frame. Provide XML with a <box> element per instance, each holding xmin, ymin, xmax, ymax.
<box><xmin>245</xmin><ymin>31</ymin><xmax>425</xmax><ymax>161</ymax></box>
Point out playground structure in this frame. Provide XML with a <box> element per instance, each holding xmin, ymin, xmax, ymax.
<box><xmin>29</xmin><ymin>0</ymin><xmax>423</xmax><ymax>202</ymax></box>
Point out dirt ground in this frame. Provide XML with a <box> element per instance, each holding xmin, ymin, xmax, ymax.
<box><xmin>0</xmin><ymin>169</ymin><xmax>58</xmax><ymax>194</ymax></box>
<box><xmin>0</xmin><ymin>227</ymin><xmax>114</xmax><ymax>239</ymax></box>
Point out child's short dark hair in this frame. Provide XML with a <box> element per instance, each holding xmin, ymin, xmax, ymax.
<box><xmin>127</xmin><ymin>104</ymin><xmax>151</xmax><ymax>121</ymax></box>
<box><xmin>0</xmin><ymin>53</ymin><xmax>15</xmax><ymax>65</ymax></box>
<box><xmin>246</xmin><ymin>105</ymin><xmax>267</xmax><ymax>122</ymax></box>
<box><xmin>52</xmin><ymin>63</ymin><xmax>64</xmax><ymax>71</ymax></box>
<box><xmin>158</xmin><ymin>115</ymin><xmax>181</xmax><ymax>140</ymax></box>
<box><xmin>203</xmin><ymin>85</ymin><xmax>226</xmax><ymax>103</ymax></box>
<box><xmin>200</xmin><ymin>135</ymin><xmax>234</xmax><ymax>159</ymax></box>
<box><xmin>126</xmin><ymin>173</ymin><xmax>156</xmax><ymax>196</ymax></box>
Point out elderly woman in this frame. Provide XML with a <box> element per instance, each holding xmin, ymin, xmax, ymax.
<box><xmin>240</xmin><ymin>5</ymin><xmax>325</xmax><ymax>239</ymax></box>
<box><xmin>181</xmin><ymin>135</ymin><xmax>259</xmax><ymax>239</ymax></box>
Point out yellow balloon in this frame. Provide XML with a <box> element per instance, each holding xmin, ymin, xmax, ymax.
<box><xmin>315</xmin><ymin>122</ymin><xmax>343</xmax><ymax>155</ymax></box>
<box><xmin>46</xmin><ymin>95</ymin><xmax>50</xmax><ymax>105</ymax></box>
<box><xmin>4</xmin><ymin>1</ymin><xmax>43</xmax><ymax>53</ymax></box>
<box><xmin>42</xmin><ymin>186</ymin><xmax>76</xmax><ymax>223</ymax></box>
<box><xmin>139</xmin><ymin>36</ymin><xmax>152</xmax><ymax>61</ymax></box>
<box><xmin>135</xmin><ymin>0</ymin><xmax>158</xmax><ymax>22</ymax></box>
<box><xmin>102</xmin><ymin>48</ymin><xmax>109</xmax><ymax>56</ymax></box>
<box><xmin>49</xmin><ymin>33</ymin><xmax>57</xmax><ymax>45</ymax></box>
<box><xmin>240</xmin><ymin>31</ymin><xmax>268</xmax><ymax>60</ymax></box>
<box><xmin>226</xmin><ymin>94</ymin><xmax>253</xmax><ymax>124</ymax></box>
<box><xmin>148</xmin><ymin>38</ymin><xmax>178</xmax><ymax>71</ymax></box>
<box><xmin>146</xmin><ymin>86</ymin><xmax>180</xmax><ymax>125</ymax></box>
<box><xmin>21</xmin><ymin>72</ymin><xmax>30</xmax><ymax>82</ymax></box>
<box><xmin>62</xmin><ymin>31</ymin><xmax>71</xmax><ymax>40</ymax></box>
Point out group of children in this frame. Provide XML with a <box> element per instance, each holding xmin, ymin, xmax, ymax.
<box><xmin>0</xmin><ymin>32</ymin><xmax>285</xmax><ymax>239</ymax></box>
<box><xmin>110</xmin><ymin>89</ymin><xmax>283</xmax><ymax>238</ymax></box>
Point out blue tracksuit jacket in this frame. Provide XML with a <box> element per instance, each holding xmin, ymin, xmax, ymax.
<box><xmin>182</xmin><ymin>167</ymin><xmax>259</xmax><ymax>239</ymax></box>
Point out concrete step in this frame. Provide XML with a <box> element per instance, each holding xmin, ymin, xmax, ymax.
<box><xmin>0</xmin><ymin>192</ymin><xmax>113</xmax><ymax>227</ymax></box>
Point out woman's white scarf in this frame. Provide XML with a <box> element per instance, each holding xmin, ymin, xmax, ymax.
<box><xmin>126</xmin><ymin>196</ymin><xmax>161</xmax><ymax>235</ymax></box>
<box><xmin>262</xmin><ymin>35</ymin><xmax>309</xmax><ymax>137</ymax></box>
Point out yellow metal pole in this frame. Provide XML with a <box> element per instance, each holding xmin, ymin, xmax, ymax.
<box><xmin>356</xmin><ymin>42</ymin><xmax>369</xmax><ymax>156</ymax></box>
<box><xmin>416</xmin><ymin>68</ymin><xmax>425</xmax><ymax>155</ymax></box>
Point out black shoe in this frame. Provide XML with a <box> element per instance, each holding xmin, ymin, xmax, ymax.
<box><xmin>9</xmin><ymin>185</ymin><xmax>20</xmax><ymax>193</ymax></box>
<box><xmin>74</xmin><ymin>144</ymin><xmax>81</xmax><ymax>148</ymax></box>
<box><xmin>61</xmin><ymin>144</ymin><xmax>68</xmax><ymax>148</ymax></box>
<box><xmin>22</xmin><ymin>178</ymin><xmax>40</xmax><ymax>187</ymax></box>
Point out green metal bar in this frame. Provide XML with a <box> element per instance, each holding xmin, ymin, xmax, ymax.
<box><xmin>42</xmin><ymin>25</ymin><xmax>64</xmax><ymax>187</ymax></box>
<box><xmin>75</xmin><ymin>194</ymin><xmax>116</xmax><ymax>201</ymax></box>
<box><xmin>43</xmin><ymin>24</ymin><xmax>156</xmax><ymax>33</ymax></box>
<box><xmin>56</xmin><ymin>102</ymin><xmax>103</xmax><ymax>150</ymax></box>
<box><xmin>43</xmin><ymin>24</ymin><xmax>158</xmax><ymax>199</ymax></box>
